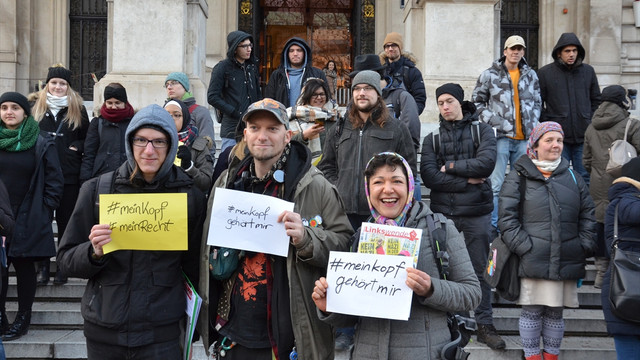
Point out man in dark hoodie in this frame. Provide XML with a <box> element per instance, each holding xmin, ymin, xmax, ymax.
<box><xmin>265</xmin><ymin>37</ymin><xmax>327</xmax><ymax>108</ymax></box>
<box><xmin>538</xmin><ymin>32</ymin><xmax>601</xmax><ymax>185</ymax></box>
<box><xmin>420</xmin><ymin>83</ymin><xmax>501</xmax><ymax>350</ymax></box>
<box><xmin>208</xmin><ymin>30</ymin><xmax>262</xmax><ymax>152</ymax></box>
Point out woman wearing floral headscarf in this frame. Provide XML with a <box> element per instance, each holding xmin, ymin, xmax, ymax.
<box><xmin>498</xmin><ymin>122</ymin><xmax>597</xmax><ymax>360</ymax></box>
<box><xmin>312</xmin><ymin>152</ymin><xmax>480</xmax><ymax>359</ymax></box>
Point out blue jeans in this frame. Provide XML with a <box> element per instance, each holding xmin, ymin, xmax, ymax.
<box><xmin>614</xmin><ymin>335</ymin><xmax>640</xmax><ymax>360</ymax></box>
<box><xmin>414</xmin><ymin>178</ymin><xmax>422</xmax><ymax>202</ymax></box>
<box><xmin>221</xmin><ymin>138</ymin><xmax>237</xmax><ymax>153</ymax></box>
<box><xmin>562</xmin><ymin>143</ymin><xmax>590</xmax><ymax>186</ymax></box>
<box><xmin>490</xmin><ymin>138</ymin><xmax>527</xmax><ymax>229</ymax></box>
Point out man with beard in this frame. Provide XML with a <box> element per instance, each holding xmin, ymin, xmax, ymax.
<box><xmin>319</xmin><ymin>70</ymin><xmax>416</xmax><ymax>232</ymax></box>
<box><xmin>422</xmin><ymin>83</ymin><xmax>502</xmax><ymax>351</ymax></box>
<box><xmin>380</xmin><ymin>32</ymin><xmax>426</xmax><ymax>114</ymax></box>
<box><xmin>265</xmin><ymin>37</ymin><xmax>327</xmax><ymax>108</ymax></box>
<box><xmin>199</xmin><ymin>99</ymin><xmax>353</xmax><ymax>360</ymax></box>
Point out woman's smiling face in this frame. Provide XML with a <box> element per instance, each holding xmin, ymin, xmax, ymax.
<box><xmin>368</xmin><ymin>164</ymin><xmax>408</xmax><ymax>219</ymax></box>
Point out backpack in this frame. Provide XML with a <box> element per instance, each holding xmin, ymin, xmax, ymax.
<box><xmin>425</xmin><ymin>212</ymin><xmax>472</xmax><ymax>359</ymax></box>
<box><xmin>606</xmin><ymin>118</ymin><xmax>638</xmax><ymax>177</ymax></box>
<box><xmin>431</xmin><ymin>121</ymin><xmax>481</xmax><ymax>159</ymax></box>
<box><xmin>94</xmin><ymin>171</ymin><xmax>117</xmax><ymax>222</ymax></box>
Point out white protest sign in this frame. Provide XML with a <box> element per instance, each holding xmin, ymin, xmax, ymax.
<box><xmin>326</xmin><ymin>251</ymin><xmax>414</xmax><ymax>321</ymax></box>
<box><xmin>207</xmin><ymin>188</ymin><xmax>294</xmax><ymax>256</ymax></box>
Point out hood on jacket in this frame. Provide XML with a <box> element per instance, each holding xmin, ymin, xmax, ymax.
<box><xmin>226</xmin><ymin>30</ymin><xmax>256</xmax><ymax>64</ymax></box>
<box><xmin>591</xmin><ymin>101</ymin><xmax>629</xmax><ymax>131</ymax></box>
<box><xmin>281</xmin><ymin>37</ymin><xmax>312</xmax><ymax>69</ymax></box>
<box><xmin>125</xmin><ymin>104</ymin><xmax>179</xmax><ymax>182</ymax></box>
<box><xmin>378</xmin><ymin>50</ymin><xmax>419</xmax><ymax>67</ymax></box>
<box><xmin>551</xmin><ymin>33</ymin><xmax>585</xmax><ymax>65</ymax></box>
<box><xmin>439</xmin><ymin>101</ymin><xmax>478</xmax><ymax>125</ymax></box>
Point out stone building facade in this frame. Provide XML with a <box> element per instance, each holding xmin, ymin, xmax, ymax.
<box><xmin>1</xmin><ymin>0</ymin><xmax>639</xmax><ymax>123</ymax></box>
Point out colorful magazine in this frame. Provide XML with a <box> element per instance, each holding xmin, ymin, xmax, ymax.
<box><xmin>357</xmin><ymin>223</ymin><xmax>422</xmax><ymax>267</ymax></box>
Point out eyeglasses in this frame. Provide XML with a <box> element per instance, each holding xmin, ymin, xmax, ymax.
<box><xmin>383</xmin><ymin>44</ymin><xmax>399</xmax><ymax>49</ymax></box>
<box><xmin>353</xmin><ymin>85</ymin><xmax>376</xmax><ymax>93</ymax></box>
<box><xmin>238</xmin><ymin>44</ymin><xmax>253</xmax><ymax>49</ymax></box>
<box><xmin>132</xmin><ymin>137</ymin><xmax>169</xmax><ymax>148</ymax></box>
<box><xmin>312</xmin><ymin>92</ymin><xmax>326</xmax><ymax>98</ymax></box>
<box><xmin>164</xmin><ymin>81</ymin><xmax>181</xmax><ymax>88</ymax></box>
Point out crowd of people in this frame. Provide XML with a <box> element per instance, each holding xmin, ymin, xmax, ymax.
<box><xmin>0</xmin><ymin>29</ymin><xmax>639</xmax><ymax>360</ymax></box>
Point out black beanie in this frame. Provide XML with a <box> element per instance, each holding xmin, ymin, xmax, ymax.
<box><xmin>0</xmin><ymin>92</ymin><xmax>31</xmax><ymax>117</ymax></box>
<box><xmin>436</xmin><ymin>83</ymin><xmax>464</xmax><ymax>105</ymax></box>
<box><xmin>46</xmin><ymin>66</ymin><xmax>72</xmax><ymax>84</ymax></box>
<box><xmin>621</xmin><ymin>157</ymin><xmax>640</xmax><ymax>182</ymax></box>
<box><xmin>104</xmin><ymin>85</ymin><xmax>128</xmax><ymax>103</ymax></box>
<box><xmin>601</xmin><ymin>85</ymin><xmax>631</xmax><ymax>110</ymax></box>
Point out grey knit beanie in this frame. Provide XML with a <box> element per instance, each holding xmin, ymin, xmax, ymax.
<box><xmin>351</xmin><ymin>70</ymin><xmax>382</xmax><ymax>96</ymax></box>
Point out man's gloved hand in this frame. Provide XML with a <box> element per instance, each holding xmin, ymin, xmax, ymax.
<box><xmin>177</xmin><ymin>145</ymin><xmax>192</xmax><ymax>169</ymax></box>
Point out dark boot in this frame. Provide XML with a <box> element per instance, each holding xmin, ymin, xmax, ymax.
<box><xmin>2</xmin><ymin>310</ymin><xmax>31</xmax><ymax>341</ymax></box>
<box><xmin>36</xmin><ymin>261</ymin><xmax>50</xmax><ymax>286</ymax></box>
<box><xmin>0</xmin><ymin>311</ymin><xmax>8</xmax><ymax>335</ymax></box>
<box><xmin>53</xmin><ymin>269</ymin><xmax>68</xmax><ymax>285</ymax></box>
<box><xmin>477</xmin><ymin>323</ymin><xmax>506</xmax><ymax>350</ymax></box>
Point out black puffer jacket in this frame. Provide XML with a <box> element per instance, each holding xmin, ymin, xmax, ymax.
<box><xmin>38</xmin><ymin>107</ymin><xmax>90</xmax><ymax>184</ymax></box>
<box><xmin>318</xmin><ymin>111</ymin><xmax>417</xmax><ymax>216</ymax></box>
<box><xmin>538</xmin><ymin>33</ymin><xmax>601</xmax><ymax>144</ymax></box>
<box><xmin>265</xmin><ymin>37</ymin><xmax>327</xmax><ymax>107</ymax></box>
<box><xmin>208</xmin><ymin>30</ymin><xmax>262</xmax><ymax>139</ymax></box>
<box><xmin>498</xmin><ymin>156</ymin><xmax>597</xmax><ymax>280</ymax></box>
<box><xmin>420</xmin><ymin>102</ymin><xmax>496</xmax><ymax>217</ymax></box>
<box><xmin>380</xmin><ymin>52</ymin><xmax>427</xmax><ymax>115</ymax></box>
<box><xmin>80</xmin><ymin>116</ymin><xmax>131</xmax><ymax>183</ymax></box>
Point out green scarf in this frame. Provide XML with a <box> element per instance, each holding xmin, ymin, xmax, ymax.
<box><xmin>0</xmin><ymin>116</ymin><xmax>40</xmax><ymax>152</ymax></box>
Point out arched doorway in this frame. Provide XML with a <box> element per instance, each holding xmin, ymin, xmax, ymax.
<box><xmin>238</xmin><ymin>0</ymin><xmax>376</xmax><ymax>105</ymax></box>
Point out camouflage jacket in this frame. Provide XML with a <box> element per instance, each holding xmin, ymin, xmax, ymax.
<box><xmin>472</xmin><ymin>57</ymin><xmax>541</xmax><ymax>139</ymax></box>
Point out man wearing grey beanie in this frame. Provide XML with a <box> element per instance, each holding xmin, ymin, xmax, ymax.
<box><xmin>318</xmin><ymin>67</ymin><xmax>417</xmax><ymax>243</ymax></box>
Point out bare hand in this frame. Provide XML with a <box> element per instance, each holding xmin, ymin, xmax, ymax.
<box><xmin>311</xmin><ymin>277</ymin><xmax>329</xmax><ymax>312</ymax></box>
<box><xmin>302</xmin><ymin>124</ymin><xmax>325</xmax><ymax>140</ymax></box>
<box><xmin>467</xmin><ymin>177</ymin><xmax>486</xmax><ymax>184</ymax></box>
<box><xmin>440</xmin><ymin>165</ymin><xmax>446</xmax><ymax>173</ymax></box>
<box><xmin>89</xmin><ymin>224</ymin><xmax>112</xmax><ymax>258</ymax></box>
<box><xmin>406</xmin><ymin>267</ymin><xmax>433</xmax><ymax>297</ymax></box>
<box><xmin>278</xmin><ymin>210</ymin><xmax>305</xmax><ymax>245</ymax></box>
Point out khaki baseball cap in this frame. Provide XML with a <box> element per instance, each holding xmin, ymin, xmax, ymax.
<box><xmin>504</xmin><ymin>35</ymin><xmax>526</xmax><ymax>49</ymax></box>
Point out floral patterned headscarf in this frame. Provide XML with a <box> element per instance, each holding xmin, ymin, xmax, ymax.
<box><xmin>364</xmin><ymin>152</ymin><xmax>415</xmax><ymax>226</ymax></box>
<box><xmin>527</xmin><ymin>121</ymin><xmax>564</xmax><ymax>160</ymax></box>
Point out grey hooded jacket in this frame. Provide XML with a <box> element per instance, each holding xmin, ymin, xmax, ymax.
<box><xmin>472</xmin><ymin>57</ymin><xmax>541</xmax><ymax>139</ymax></box>
<box><xmin>319</xmin><ymin>201</ymin><xmax>481</xmax><ymax>360</ymax></box>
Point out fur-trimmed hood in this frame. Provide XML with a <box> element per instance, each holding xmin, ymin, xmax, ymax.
<box><xmin>379</xmin><ymin>50</ymin><xmax>419</xmax><ymax>66</ymax></box>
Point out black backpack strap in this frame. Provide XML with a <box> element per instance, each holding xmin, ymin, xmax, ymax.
<box><xmin>426</xmin><ymin>212</ymin><xmax>450</xmax><ymax>280</ymax></box>
<box><xmin>94</xmin><ymin>171</ymin><xmax>115</xmax><ymax>223</ymax></box>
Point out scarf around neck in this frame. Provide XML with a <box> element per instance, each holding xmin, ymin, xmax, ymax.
<box><xmin>46</xmin><ymin>93</ymin><xmax>69</xmax><ymax>117</ymax></box>
<box><xmin>178</xmin><ymin>120</ymin><xmax>199</xmax><ymax>148</ymax></box>
<box><xmin>0</xmin><ymin>116</ymin><xmax>40</xmax><ymax>152</ymax></box>
<box><xmin>364</xmin><ymin>152</ymin><xmax>415</xmax><ymax>227</ymax></box>
<box><xmin>532</xmin><ymin>157</ymin><xmax>561</xmax><ymax>173</ymax></box>
<box><xmin>100</xmin><ymin>103</ymin><xmax>134</xmax><ymax>123</ymax></box>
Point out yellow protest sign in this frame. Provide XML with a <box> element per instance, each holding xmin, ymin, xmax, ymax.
<box><xmin>99</xmin><ymin>193</ymin><xmax>188</xmax><ymax>254</ymax></box>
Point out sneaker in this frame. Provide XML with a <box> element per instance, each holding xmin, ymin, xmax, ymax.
<box><xmin>476</xmin><ymin>324</ymin><xmax>506</xmax><ymax>350</ymax></box>
<box><xmin>334</xmin><ymin>332</ymin><xmax>353</xmax><ymax>351</ymax></box>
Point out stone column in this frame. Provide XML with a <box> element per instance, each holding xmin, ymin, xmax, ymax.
<box><xmin>95</xmin><ymin>0</ymin><xmax>209</xmax><ymax>110</ymax></box>
<box><xmin>589</xmin><ymin>0</ymin><xmax>623</xmax><ymax>86</ymax></box>
<box><xmin>402</xmin><ymin>0</ymin><xmax>500</xmax><ymax>123</ymax></box>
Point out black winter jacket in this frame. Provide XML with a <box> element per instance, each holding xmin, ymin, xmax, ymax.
<box><xmin>420</xmin><ymin>102</ymin><xmax>496</xmax><ymax>217</ymax></box>
<box><xmin>38</xmin><ymin>106</ymin><xmax>90</xmax><ymax>184</ymax></box>
<box><xmin>602</xmin><ymin>178</ymin><xmax>640</xmax><ymax>336</ymax></box>
<box><xmin>0</xmin><ymin>179</ymin><xmax>13</xmax><ymax>237</ymax></box>
<box><xmin>498</xmin><ymin>156</ymin><xmax>597</xmax><ymax>280</ymax></box>
<box><xmin>8</xmin><ymin>136</ymin><xmax>64</xmax><ymax>258</ymax></box>
<box><xmin>265</xmin><ymin>37</ymin><xmax>327</xmax><ymax>107</ymax></box>
<box><xmin>57</xmin><ymin>164</ymin><xmax>206</xmax><ymax>347</ymax></box>
<box><xmin>382</xmin><ymin>54</ymin><xmax>427</xmax><ymax>115</ymax></box>
<box><xmin>208</xmin><ymin>31</ymin><xmax>262</xmax><ymax>139</ymax></box>
<box><xmin>318</xmin><ymin>110</ymin><xmax>417</xmax><ymax>215</ymax></box>
<box><xmin>538</xmin><ymin>33</ymin><xmax>601</xmax><ymax>144</ymax></box>
<box><xmin>80</xmin><ymin>116</ymin><xmax>131</xmax><ymax>183</ymax></box>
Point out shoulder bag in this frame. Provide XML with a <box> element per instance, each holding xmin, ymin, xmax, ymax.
<box><xmin>606</xmin><ymin>118</ymin><xmax>637</xmax><ymax>177</ymax></box>
<box><xmin>608</xmin><ymin>203</ymin><xmax>640</xmax><ymax>323</ymax></box>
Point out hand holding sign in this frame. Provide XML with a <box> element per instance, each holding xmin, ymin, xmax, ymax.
<box><xmin>89</xmin><ymin>224</ymin><xmax>112</xmax><ymax>258</ymax></box>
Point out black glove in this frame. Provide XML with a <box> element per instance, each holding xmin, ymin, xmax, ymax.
<box><xmin>177</xmin><ymin>145</ymin><xmax>192</xmax><ymax>170</ymax></box>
